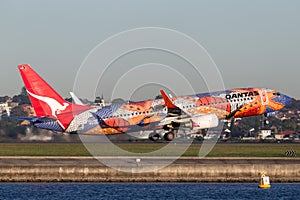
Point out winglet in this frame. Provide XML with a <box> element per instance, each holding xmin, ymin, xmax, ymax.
<box><xmin>70</xmin><ymin>92</ymin><xmax>84</xmax><ymax>105</ymax></box>
<box><xmin>160</xmin><ymin>90</ymin><xmax>177</xmax><ymax>109</ymax></box>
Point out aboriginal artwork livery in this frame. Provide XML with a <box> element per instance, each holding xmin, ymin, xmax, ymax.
<box><xmin>16</xmin><ymin>64</ymin><xmax>292</xmax><ymax>141</ymax></box>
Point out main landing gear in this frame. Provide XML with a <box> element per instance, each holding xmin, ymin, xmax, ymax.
<box><xmin>163</xmin><ymin>131</ymin><xmax>175</xmax><ymax>141</ymax></box>
<box><xmin>149</xmin><ymin>132</ymin><xmax>160</xmax><ymax>142</ymax></box>
<box><xmin>148</xmin><ymin>131</ymin><xmax>175</xmax><ymax>142</ymax></box>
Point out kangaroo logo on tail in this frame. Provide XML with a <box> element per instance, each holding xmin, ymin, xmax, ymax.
<box><xmin>27</xmin><ymin>90</ymin><xmax>69</xmax><ymax>117</ymax></box>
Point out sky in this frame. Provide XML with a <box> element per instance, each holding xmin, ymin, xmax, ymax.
<box><xmin>0</xmin><ymin>0</ymin><xmax>299</xmax><ymax>101</ymax></box>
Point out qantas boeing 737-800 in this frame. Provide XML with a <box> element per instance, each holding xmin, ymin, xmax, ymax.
<box><xmin>15</xmin><ymin>64</ymin><xmax>291</xmax><ymax>141</ymax></box>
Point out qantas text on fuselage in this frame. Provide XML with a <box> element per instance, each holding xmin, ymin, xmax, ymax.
<box><xmin>225</xmin><ymin>91</ymin><xmax>260</xmax><ymax>100</ymax></box>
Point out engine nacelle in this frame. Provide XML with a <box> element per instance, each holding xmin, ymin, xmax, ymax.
<box><xmin>190</xmin><ymin>114</ymin><xmax>219</xmax><ymax>130</ymax></box>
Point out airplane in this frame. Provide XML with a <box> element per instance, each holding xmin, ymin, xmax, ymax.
<box><xmin>15</xmin><ymin>64</ymin><xmax>292</xmax><ymax>141</ymax></box>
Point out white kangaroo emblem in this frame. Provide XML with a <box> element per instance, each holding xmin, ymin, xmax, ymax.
<box><xmin>27</xmin><ymin>90</ymin><xmax>69</xmax><ymax>117</ymax></box>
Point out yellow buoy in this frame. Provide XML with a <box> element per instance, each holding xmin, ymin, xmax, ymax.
<box><xmin>258</xmin><ymin>171</ymin><xmax>271</xmax><ymax>189</ymax></box>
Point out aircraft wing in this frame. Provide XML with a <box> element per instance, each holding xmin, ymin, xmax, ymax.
<box><xmin>159</xmin><ymin>90</ymin><xmax>219</xmax><ymax>130</ymax></box>
<box><xmin>70</xmin><ymin>92</ymin><xmax>84</xmax><ymax>105</ymax></box>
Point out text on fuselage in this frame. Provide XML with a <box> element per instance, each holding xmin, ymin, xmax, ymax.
<box><xmin>225</xmin><ymin>91</ymin><xmax>259</xmax><ymax>100</ymax></box>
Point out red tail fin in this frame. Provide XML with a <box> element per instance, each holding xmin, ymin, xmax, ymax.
<box><xmin>18</xmin><ymin>64</ymin><xmax>91</xmax><ymax>130</ymax></box>
<box><xmin>160</xmin><ymin>90</ymin><xmax>177</xmax><ymax>109</ymax></box>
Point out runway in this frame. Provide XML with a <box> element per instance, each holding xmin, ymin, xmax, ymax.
<box><xmin>1</xmin><ymin>156</ymin><xmax>300</xmax><ymax>182</ymax></box>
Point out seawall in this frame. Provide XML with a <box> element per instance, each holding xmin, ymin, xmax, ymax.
<box><xmin>0</xmin><ymin>157</ymin><xmax>299</xmax><ymax>182</ymax></box>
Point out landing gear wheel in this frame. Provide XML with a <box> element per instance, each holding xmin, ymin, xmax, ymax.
<box><xmin>149</xmin><ymin>132</ymin><xmax>160</xmax><ymax>142</ymax></box>
<box><xmin>164</xmin><ymin>131</ymin><xmax>174</xmax><ymax>141</ymax></box>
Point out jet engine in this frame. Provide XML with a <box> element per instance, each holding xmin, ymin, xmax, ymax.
<box><xmin>188</xmin><ymin>114</ymin><xmax>219</xmax><ymax>130</ymax></box>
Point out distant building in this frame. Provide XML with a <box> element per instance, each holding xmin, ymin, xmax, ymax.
<box><xmin>0</xmin><ymin>102</ymin><xmax>11</xmax><ymax>117</ymax></box>
<box><xmin>258</xmin><ymin>129</ymin><xmax>272</xmax><ymax>139</ymax></box>
<box><xmin>94</xmin><ymin>95</ymin><xmax>106</xmax><ymax>107</ymax></box>
<box><xmin>275</xmin><ymin>131</ymin><xmax>295</xmax><ymax>140</ymax></box>
<box><xmin>0</xmin><ymin>99</ymin><xmax>19</xmax><ymax>117</ymax></box>
<box><xmin>21</xmin><ymin>104</ymin><xmax>36</xmax><ymax>117</ymax></box>
<box><xmin>279</xmin><ymin>115</ymin><xmax>290</xmax><ymax>121</ymax></box>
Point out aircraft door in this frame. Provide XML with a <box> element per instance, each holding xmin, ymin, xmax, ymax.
<box><xmin>260</xmin><ymin>89</ymin><xmax>269</xmax><ymax>105</ymax></box>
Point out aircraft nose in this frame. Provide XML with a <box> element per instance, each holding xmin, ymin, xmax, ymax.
<box><xmin>281</xmin><ymin>94</ymin><xmax>292</xmax><ymax>106</ymax></box>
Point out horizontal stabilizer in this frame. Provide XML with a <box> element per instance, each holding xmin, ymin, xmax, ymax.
<box><xmin>4</xmin><ymin>116</ymin><xmax>57</xmax><ymax>123</ymax></box>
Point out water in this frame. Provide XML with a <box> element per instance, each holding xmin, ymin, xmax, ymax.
<box><xmin>0</xmin><ymin>183</ymin><xmax>299</xmax><ymax>200</ymax></box>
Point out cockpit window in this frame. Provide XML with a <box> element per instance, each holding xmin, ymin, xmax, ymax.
<box><xmin>273</xmin><ymin>92</ymin><xmax>280</xmax><ymax>96</ymax></box>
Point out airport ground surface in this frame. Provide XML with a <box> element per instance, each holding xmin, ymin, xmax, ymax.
<box><xmin>1</xmin><ymin>156</ymin><xmax>300</xmax><ymax>165</ymax></box>
<box><xmin>0</xmin><ymin>143</ymin><xmax>299</xmax><ymax>182</ymax></box>
<box><xmin>0</xmin><ymin>142</ymin><xmax>299</xmax><ymax>157</ymax></box>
